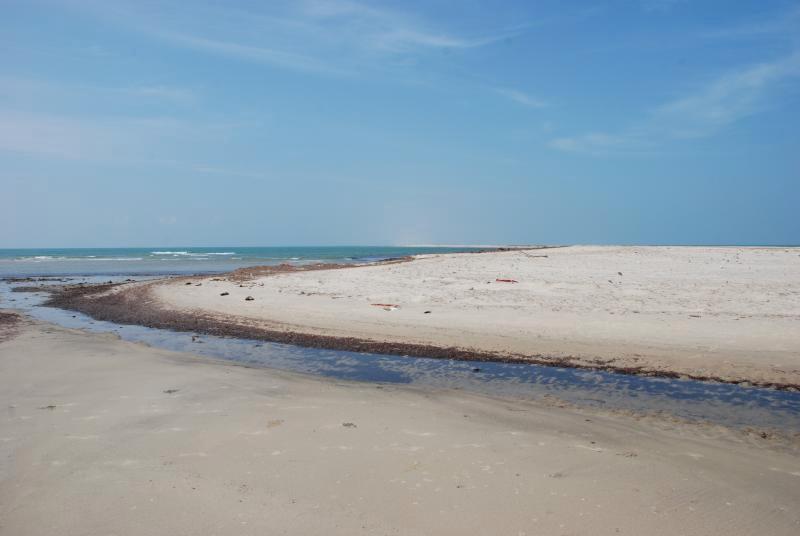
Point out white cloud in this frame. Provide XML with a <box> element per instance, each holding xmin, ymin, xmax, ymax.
<box><xmin>549</xmin><ymin>131</ymin><xmax>652</xmax><ymax>156</ymax></box>
<box><xmin>123</xmin><ymin>85</ymin><xmax>196</xmax><ymax>102</ymax></box>
<box><xmin>550</xmin><ymin>52</ymin><xmax>800</xmax><ymax>155</ymax></box>
<box><xmin>373</xmin><ymin>28</ymin><xmax>506</xmax><ymax>51</ymax></box>
<box><xmin>495</xmin><ymin>88</ymin><xmax>548</xmax><ymax>109</ymax></box>
<box><xmin>0</xmin><ymin>111</ymin><xmax>210</xmax><ymax>161</ymax></box>
<box><xmin>192</xmin><ymin>166</ymin><xmax>267</xmax><ymax>179</ymax></box>
<box><xmin>0</xmin><ymin>112</ymin><xmax>110</xmax><ymax>160</ymax></box>
<box><xmin>74</xmin><ymin>0</ymin><xmax>520</xmax><ymax>78</ymax></box>
<box><xmin>298</xmin><ymin>0</ymin><xmax>518</xmax><ymax>52</ymax></box>
<box><xmin>0</xmin><ymin>76</ymin><xmax>196</xmax><ymax>106</ymax></box>
<box><xmin>159</xmin><ymin>33</ymin><xmax>351</xmax><ymax>76</ymax></box>
<box><xmin>653</xmin><ymin>52</ymin><xmax>800</xmax><ymax>137</ymax></box>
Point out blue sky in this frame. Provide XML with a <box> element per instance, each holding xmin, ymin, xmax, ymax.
<box><xmin>1</xmin><ymin>0</ymin><xmax>798</xmax><ymax>247</ymax></box>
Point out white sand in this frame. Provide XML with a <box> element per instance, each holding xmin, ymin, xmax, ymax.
<box><xmin>153</xmin><ymin>246</ymin><xmax>800</xmax><ymax>386</ymax></box>
<box><xmin>1</xmin><ymin>318</ymin><xmax>799</xmax><ymax>535</ymax></box>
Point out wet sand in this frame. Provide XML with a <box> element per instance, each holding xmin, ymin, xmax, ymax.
<box><xmin>1</xmin><ymin>316</ymin><xmax>799</xmax><ymax>535</ymax></box>
<box><xmin>72</xmin><ymin>246</ymin><xmax>800</xmax><ymax>388</ymax></box>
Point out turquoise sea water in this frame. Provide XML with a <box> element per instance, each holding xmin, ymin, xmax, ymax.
<box><xmin>0</xmin><ymin>246</ymin><xmax>485</xmax><ymax>277</ymax></box>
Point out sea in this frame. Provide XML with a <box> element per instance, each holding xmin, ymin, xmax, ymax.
<box><xmin>0</xmin><ymin>246</ymin><xmax>484</xmax><ymax>278</ymax></box>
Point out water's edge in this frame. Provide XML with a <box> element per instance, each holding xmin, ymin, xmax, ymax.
<box><xmin>2</xmin><ymin>276</ymin><xmax>800</xmax><ymax>433</ymax></box>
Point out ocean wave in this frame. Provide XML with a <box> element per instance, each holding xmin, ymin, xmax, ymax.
<box><xmin>87</xmin><ymin>257</ymin><xmax>144</xmax><ymax>261</ymax></box>
<box><xmin>157</xmin><ymin>257</ymin><xmax>210</xmax><ymax>261</ymax></box>
<box><xmin>12</xmin><ymin>256</ymin><xmax>66</xmax><ymax>261</ymax></box>
<box><xmin>150</xmin><ymin>251</ymin><xmax>234</xmax><ymax>257</ymax></box>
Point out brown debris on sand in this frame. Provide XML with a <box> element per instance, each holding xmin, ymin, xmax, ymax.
<box><xmin>0</xmin><ymin>312</ymin><xmax>18</xmax><ymax>325</ymax></box>
<box><xmin>10</xmin><ymin>286</ymin><xmax>49</xmax><ymax>293</ymax></box>
<box><xmin>0</xmin><ymin>311</ymin><xmax>21</xmax><ymax>343</ymax></box>
<box><xmin>228</xmin><ymin>257</ymin><xmax>413</xmax><ymax>283</ymax></box>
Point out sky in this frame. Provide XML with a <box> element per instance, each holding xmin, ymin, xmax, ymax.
<box><xmin>1</xmin><ymin>0</ymin><xmax>799</xmax><ymax>247</ymax></box>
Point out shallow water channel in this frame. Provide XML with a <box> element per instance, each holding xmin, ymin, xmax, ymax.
<box><xmin>2</xmin><ymin>277</ymin><xmax>799</xmax><ymax>432</ymax></box>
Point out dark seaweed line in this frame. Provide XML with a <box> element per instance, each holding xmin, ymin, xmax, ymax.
<box><xmin>41</xmin><ymin>281</ymin><xmax>800</xmax><ymax>392</ymax></box>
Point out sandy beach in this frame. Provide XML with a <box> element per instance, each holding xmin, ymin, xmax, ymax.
<box><xmin>6</xmin><ymin>1</ymin><xmax>798</xmax><ymax>532</ymax></box>
<box><xmin>107</xmin><ymin>246</ymin><xmax>800</xmax><ymax>388</ymax></box>
<box><xmin>1</xmin><ymin>314</ymin><xmax>799</xmax><ymax>535</ymax></box>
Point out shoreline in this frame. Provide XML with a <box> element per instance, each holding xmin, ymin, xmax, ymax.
<box><xmin>37</xmin><ymin>245</ymin><xmax>800</xmax><ymax>391</ymax></box>
<box><xmin>39</xmin><ymin>280</ymin><xmax>800</xmax><ymax>391</ymax></box>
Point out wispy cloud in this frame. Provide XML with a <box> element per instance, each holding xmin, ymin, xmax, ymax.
<box><xmin>653</xmin><ymin>52</ymin><xmax>800</xmax><ymax>137</ymax></box>
<box><xmin>372</xmin><ymin>28</ymin><xmax>511</xmax><ymax>51</ymax></box>
<box><xmin>74</xmin><ymin>0</ymin><xmax>521</xmax><ymax>78</ymax></box>
<box><xmin>159</xmin><ymin>33</ymin><xmax>351</xmax><ymax>76</ymax></box>
<box><xmin>192</xmin><ymin>166</ymin><xmax>267</xmax><ymax>180</ymax></box>
<box><xmin>0</xmin><ymin>76</ymin><xmax>196</xmax><ymax>106</ymax></box>
<box><xmin>0</xmin><ymin>111</ymin><xmax>110</xmax><ymax>160</ymax></box>
<box><xmin>548</xmin><ymin>132</ymin><xmax>649</xmax><ymax>155</ymax></box>
<box><xmin>122</xmin><ymin>85</ymin><xmax>196</xmax><ymax>102</ymax></box>
<box><xmin>495</xmin><ymin>88</ymin><xmax>548</xmax><ymax>109</ymax></box>
<box><xmin>550</xmin><ymin>51</ymin><xmax>800</xmax><ymax>155</ymax></box>
<box><xmin>0</xmin><ymin>110</ymin><xmax>215</xmax><ymax>161</ymax></box>
<box><xmin>298</xmin><ymin>0</ymin><xmax>520</xmax><ymax>52</ymax></box>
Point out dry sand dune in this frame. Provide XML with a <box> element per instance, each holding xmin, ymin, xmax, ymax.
<box><xmin>150</xmin><ymin>246</ymin><xmax>800</xmax><ymax>387</ymax></box>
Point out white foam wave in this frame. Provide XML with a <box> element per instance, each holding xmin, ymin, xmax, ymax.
<box><xmin>87</xmin><ymin>257</ymin><xmax>144</xmax><ymax>261</ymax></box>
<box><xmin>151</xmin><ymin>251</ymin><xmax>234</xmax><ymax>257</ymax></box>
